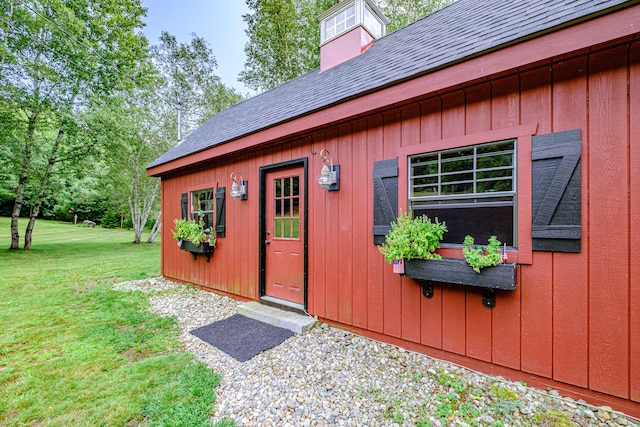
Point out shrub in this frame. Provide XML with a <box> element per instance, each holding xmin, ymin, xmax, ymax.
<box><xmin>100</xmin><ymin>212</ymin><xmax>121</xmax><ymax>229</ymax></box>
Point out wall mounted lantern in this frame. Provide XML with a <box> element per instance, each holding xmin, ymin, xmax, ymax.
<box><xmin>316</xmin><ymin>149</ymin><xmax>340</xmax><ymax>191</ymax></box>
<box><xmin>229</xmin><ymin>172</ymin><xmax>248</xmax><ymax>200</ymax></box>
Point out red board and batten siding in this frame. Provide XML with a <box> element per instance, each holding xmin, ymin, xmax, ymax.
<box><xmin>589</xmin><ymin>45</ymin><xmax>631</xmax><ymax>399</ymax></box>
<box><xmin>631</xmin><ymin>41</ymin><xmax>640</xmax><ymax>404</ymax></box>
<box><xmin>154</xmin><ymin>38</ymin><xmax>640</xmax><ymax>414</ymax></box>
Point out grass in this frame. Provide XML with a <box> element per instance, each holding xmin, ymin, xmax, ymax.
<box><xmin>0</xmin><ymin>217</ymin><xmax>223</xmax><ymax>426</ymax></box>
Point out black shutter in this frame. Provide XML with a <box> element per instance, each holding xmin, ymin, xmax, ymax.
<box><xmin>215</xmin><ymin>187</ymin><xmax>226</xmax><ymax>238</ymax></box>
<box><xmin>181</xmin><ymin>193</ymin><xmax>188</xmax><ymax>220</ymax></box>
<box><xmin>372</xmin><ymin>158</ymin><xmax>399</xmax><ymax>245</ymax></box>
<box><xmin>531</xmin><ymin>129</ymin><xmax>581</xmax><ymax>252</ymax></box>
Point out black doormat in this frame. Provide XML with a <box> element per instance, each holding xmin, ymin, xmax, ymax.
<box><xmin>190</xmin><ymin>314</ymin><xmax>294</xmax><ymax>362</ymax></box>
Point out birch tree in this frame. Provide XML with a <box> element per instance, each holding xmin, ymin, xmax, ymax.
<box><xmin>128</xmin><ymin>146</ymin><xmax>160</xmax><ymax>244</ymax></box>
<box><xmin>151</xmin><ymin>31</ymin><xmax>243</xmax><ymax>138</ymax></box>
<box><xmin>240</xmin><ymin>0</ymin><xmax>338</xmax><ymax>93</ymax></box>
<box><xmin>89</xmin><ymin>92</ymin><xmax>166</xmax><ymax>244</ymax></box>
<box><xmin>0</xmin><ymin>0</ymin><xmax>150</xmax><ymax>249</ymax></box>
<box><xmin>137</xmin><ymin>33</ymin><xmax>242</xmax><ymax>243</ymax></box>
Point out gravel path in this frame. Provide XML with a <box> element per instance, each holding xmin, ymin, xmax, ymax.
<box><xmin>114</xmin><ymin>278</ymin><xmax>640</xmax><ymax>427</ymax></box>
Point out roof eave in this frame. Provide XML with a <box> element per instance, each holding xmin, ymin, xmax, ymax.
<box><xmin>147</xmin><ymin>1</ymin><xmax>639</xmax><ymax>176</ymax></box>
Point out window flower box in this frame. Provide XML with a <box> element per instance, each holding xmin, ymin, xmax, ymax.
<box><xmin>404</xmin><ymin>257</ymin><xmax>516</xmax><ymax>291</ymax></box>
<box><xmin>180</xmin><ymin>240</ymin><xmax>214</xmax><ymax>262</ymax></box>
<box><xmin>173</xmin><ymin>217</ymin><xmax>215</xmax><ymax>262</ymax></box>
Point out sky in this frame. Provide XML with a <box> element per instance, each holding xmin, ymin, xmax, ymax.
<box><xmin>141</xmin><ymin>0</ymin><xmax>252</xmax><ymax>96</ymax></box>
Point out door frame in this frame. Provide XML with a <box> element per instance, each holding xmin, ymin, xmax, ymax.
<box><xmin>259</xmin><ymin>158</ymin><xmax>309</xmax><ymax>309</ymax></box>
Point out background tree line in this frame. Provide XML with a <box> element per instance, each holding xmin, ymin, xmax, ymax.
<box><xmin>0</xmin><ymin>0</ymin><xmax>450</xmax><ymax>249</ymax></box>
<box><xmin>239</xmin><ymin>0</ymin><xmax>452</xmax><ymax>92</ymax></box>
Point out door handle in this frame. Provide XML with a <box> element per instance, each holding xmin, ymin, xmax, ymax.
<box><xmin>265</xmin><ymin>239</ymin><xmax>271</xmax><ymax>245</ymax></box>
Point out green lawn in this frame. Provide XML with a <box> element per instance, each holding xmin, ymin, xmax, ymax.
<box><xmin>0</xmin><ymin>218</ymin><xmax>223</xmax><ymax>426</ymax></box>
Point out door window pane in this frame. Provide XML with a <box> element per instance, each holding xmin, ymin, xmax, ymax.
<box><xmin>292</xmin><ymin>176</ymin><xmax>299</xmax><ymax>196</ymax></box>
<box><xmin>275</xmin><ymin>179</ymin><xmax>282</xmax><ymax>198</ymax></box>
<box><xmin>272</xmin><ymin>175</ymin><xmax>301</xmax><ymax>240</ymax></box>
<box><xmin>283</xmin><ymin>198</ymin><xmax>290</xmax><ymax>217</ymax></box>
<box><xmin>284</xmin><ymin>177</ymin><xmax>290</xmax><ymax>197</ymax></box>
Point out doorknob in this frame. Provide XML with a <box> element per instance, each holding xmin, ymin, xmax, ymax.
<box><xmin>265</xmin><ymin>239</ymin><xmax>271</xmax><ymax>245</ymax></box>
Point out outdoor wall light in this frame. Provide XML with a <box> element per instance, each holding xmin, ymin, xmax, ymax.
<box><xmin>316</xmin><ymin>149</ymin><xmax>340</xmax><ymax>191</ymax></box>
<box><xmin>229</xmin><ymin>172</ymin><xmax>248</xmax><ymax>200</ymax></box>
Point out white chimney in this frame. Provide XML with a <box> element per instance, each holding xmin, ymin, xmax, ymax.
<box><xmin>318</xmin><ymin>0</ymin><xmax>389</xmax><ymax>72</ymax></box>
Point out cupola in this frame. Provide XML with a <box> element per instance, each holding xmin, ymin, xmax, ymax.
<box><xmin>317</xmin><ymin>0</ymin><xmax>389</xmax><ymax>72</ymax></box>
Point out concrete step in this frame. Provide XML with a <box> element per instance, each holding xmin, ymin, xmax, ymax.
<box><xmin>237</xmin><ymin>301</ymin><xmax>317</xmax><ymax>334</ymax></box>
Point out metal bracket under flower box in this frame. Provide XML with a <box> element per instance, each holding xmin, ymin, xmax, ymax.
<box><xmin>180</xmin><ymin>240</ymin><xmax>215</xmax><ymax>262</ymax></box>
<box><xmin>404</xmin><ymin>258</ymin><xmax>516</xmax><ymax>308</ymax></box>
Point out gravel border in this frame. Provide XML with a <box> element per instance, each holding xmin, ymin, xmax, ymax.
<box><xmin>114</xmin><ymin>278</ymin><xmax>640</xmax><ymax>427</ymax></box>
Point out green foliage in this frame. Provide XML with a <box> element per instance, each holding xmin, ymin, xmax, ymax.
<box><xmin>490</xmin><ymin>384</ymin><xmax>518</xmax><ymax>401</ymax></box>
<box><xmin>532</xmin><ymin>409</ymin><xmax>580</xmax><ymax>427</ymax></box>
<box><xmin>0</xmin><ymin>0</ymin><xmax>242</xmax><ymax>248</ymax></box>
<box><xmin>435</xmin><ymin>393</ymin><xmax>455</xmax><ymax>423</ymax></box>
<box><xmin>355</xmin><ymin>354</ymin><xmax>592</xmax><ymax>425</ymax></box>
<box><xmin>215</xmin><ymin>418</ymin><xmax>238</xmax><ymax>427</ymax></box>
<box><xmin>384</xmin><ymin>0</ymin><xmax>455</xmax><ymax>33</ymax></box>
<box><xmin>489</xmin><ymin>396</ymin><xmax>524</xmax><ymax>422</ymax></box>
<box><xmin>151</xmin><ymin>31</ymin><xmax>243</xmax><ymax>134</ymax></box>
<box><xmin>458</xmin><ymin>402</ymin><xmax>481</xmax><ymax>421</ymax></box>
<box><xmin>437</xmin><ymin>371</ymin><xmax>467</xmax><ymax>394</ymax></box>
<box><xmin>379</xmin><ymin>210</ymin><xmax>447</xmax><ymax>263</ymax></box>
<box><xmin>240</xmin><ymin>0</ymin><xmax>453</xmax><ymax>92</ymax></box>
<box><xmin>462</xmin><ymin>235</ymin><xmax>502</xmax><ymax>273</ymax></box>
<box><xmin>172</xmin><ymin>218</ymin><xmax>214</xmax><ymax>247</ymax></box>
<box><xmin>100</xmin><ymin>211</ymin><xmax>121</xmax><ymax>228</ymax></box>
<box><xmin>1</xmin><ymin>0</ymin><xmax>152</xmax><ymax>248</ymax></box>
<box><xmin>383</xmin><ymin>397</ymin><xmax>406</xmax><ymax>423</ymax></box>
<box><xmin>240</xmin><ymin>0</ymin><xmax>337</xmax><ymax>92</ymax></box>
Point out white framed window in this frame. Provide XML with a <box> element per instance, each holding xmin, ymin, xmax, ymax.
<box><xmin>363</xmin><ymin>5</ymin><xmax>383</xmax><ymax>39</ymax></box>
<box><xmin>319</xmin><ymin>0</ymin><xmax>387</xmax><ymax>44</ymax></box>
<box><xmin>191</xmin><ymin>188</ymin><xmax>214</xmax><ymax>232</ymax></box>
<box><xmin>409</xmin><ymin>139</ymin><xmax>517</xmax><ymax>246</ymax></box>
<box><xmin>324</xmin><ymin>4</ymin><xmax>356</xmax><ymax>41</ymax></box>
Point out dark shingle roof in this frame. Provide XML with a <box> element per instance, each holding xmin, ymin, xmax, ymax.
<box><xmin>148</xmin><ymin>0</ymin><xmax>631</xmax><ymax>169</ymax></box>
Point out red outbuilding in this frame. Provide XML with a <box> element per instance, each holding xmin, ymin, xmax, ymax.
<box><xmin>148</xmin><ymin>0</ymin><xmax>640</xmax><ymax>416</ymax></box>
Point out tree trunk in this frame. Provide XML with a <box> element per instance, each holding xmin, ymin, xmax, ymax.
<box><xmin>10</xmin><ymin>110</ymin><xmax>38</xmax><ymax>250</ymax></box>
<box><xmin>130</xmin><ymin>193</ymin><xmax>142</xmax><ymax>244</ymax></box>
<box><xmin>130</xmin><ymin>179</ymin><xmax>159</xmax><ymax>244</ymax></box>
<box><xmin>147</xmin><ymin>210</ymin><xmax>161</xmax><ymax>243</ymax></box>
<box><xmin>24</xmin><ymin>128</ymin><xmax>64</xmax><ymax>250</ymax></box>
